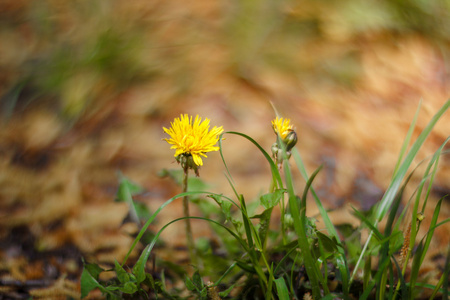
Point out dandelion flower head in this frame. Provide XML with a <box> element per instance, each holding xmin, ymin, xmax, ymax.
<box><xmin>272</xmin><ymin>117</ymin><xmax>293</xmax><ymax>140</ymax></box>
<box><xmin>163</xmin><ymin>114</ymin><xmax>224</xmax><ymax>166</ymax></box>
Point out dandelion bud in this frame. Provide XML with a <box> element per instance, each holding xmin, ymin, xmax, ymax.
<box><xmin>283</xmin><ymin>130</ymin><xmax>297</xmax><ymax>151</ymax></box>
<box><xmin>271</xmin><ymin>143</ymin><xmax>285</xmax><ymax>165</ymax></box>
<box><xmin>276</xmin><ymin>149</ymin><xmax>284</xmax><ymax>165</ymax></box>
<box><xmin>284</xmin><ymin>213</ymin><xmax>294</xmax><ymax>228</ymax></box>
<box><xmin>417</xmin><ymin>212</ymin><xmax>425</xmax><ymax>222</ymax></box>
<box><xmin>271</xmin><ymin>143</ymin><xmax>279</xmax><ymax>157</ymax></box>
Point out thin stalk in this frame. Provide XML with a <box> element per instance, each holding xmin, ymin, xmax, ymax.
<box><xmin>393</xmin><ymin>220</ymin><xmax>413</xmax><ymax>299</ymax></box>
<box><xmin>283</xmin><ymin>159</ymin><xmax>324</xmax><ymax>298</ymax></box>
<box><xmin>182</xmin><ymin>166</ymin><xmax>197</xmax><ymax>266</ymax></box>
<box><xmin>270</xmin><ymin>174</ymin><xmax>287</xmax><ymax>244</ymax></box>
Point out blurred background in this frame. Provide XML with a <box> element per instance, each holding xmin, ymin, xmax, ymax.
<box><xmin>0</xmin><ymin>0</ymin><xmax>449</xmax><ymax>297</ymax></box>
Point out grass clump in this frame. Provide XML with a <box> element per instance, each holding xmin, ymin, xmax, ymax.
<box><xmin>81</xmin><ymin>99</ymin><xmax>449</xmax><ymax>299</ymax></box>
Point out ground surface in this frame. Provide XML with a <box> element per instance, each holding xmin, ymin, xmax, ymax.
<box><xmin>0</xmin><ymin>1</ymin><xmax>449</xmax><ymax>299</ymax></box>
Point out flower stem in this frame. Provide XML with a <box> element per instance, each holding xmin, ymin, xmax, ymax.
<box><xmin>182</xmin><ymin>166</ymin><xmax>197</xmax><ymax>266</ymax></box>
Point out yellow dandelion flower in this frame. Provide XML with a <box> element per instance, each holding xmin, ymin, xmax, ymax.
<box><xmin>163</xmin><ymin>114</ymin><xmax>224</xmax><ymax>166</ymax></box>
<box><xmin>272</xmin><ymin>117</ymin><xmax>293</xmax><ymax>140</ymax></box>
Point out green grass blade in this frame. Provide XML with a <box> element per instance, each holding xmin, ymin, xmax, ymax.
<box><xmin>284</xmin><ymin>160</ymin><xmax>325</xmax><ymax>298</ymax></box>
<box><xmin>292</xmin><ymin>149</ymin><xmax>350</xmax><ymax>296</ymax></box>
<box><xmin>429</xmin><ymin>257</ymin><xmax>448</xmax><ymax>299</ymax></box>
<box><xmin>430</xmin><ymin>218</ymin><xmax>450</xmax><ymax>231</ymax></box>
<box><xmin>376</xmin><ymin>99</ymin><xmax>449</xmax><ymax>223</ymax></box>
<box><xmin>392</xmin><ymin>99</ymin><xmax>422</xmax><ymax>176</ymax></box>
<box><xmin>391</xmin><ymin>256</ymin><xmax>408</xmax><ymax>300</ymax></box>
<box><xmin>377</xmin><ymin>187</ymin><xmax>404</xmax><ymax>299</ymax></box>
<box><xmin>219</xmin><ymin>133</ymin><xmax>235</xmax><ymax>186</ymax></box>
<box><xmin>410</xmin><ymin>139</ymin><xmax>449</xmax><ymax>257</ymax></box>
<box><xmin>420</xmin><ymin>139</ymin><xmax>449</xmax><ymax>213</ymax></box>
<box><xmin>419</xmin><ymin>198</ymin><xmax>444</xmax><ymax>269</ymax></box>
<box><xmin>238</xmin><ymin>194</ymin><xmax>255</xmax><ymax>250</ymax></box>
<box><xmin>409</xmin><ymin>241</ymin><xmax>424</xmax><ymax>298</ymax></box>
<box><xmin>215</xmin><ymin>262</ymin><xmax>238</xmax><ymax>286</ymax></box>
<box><xmin>292</xmin><ymin>149</ymin><xmax>341</xmax><ymax>241</ymax></box>
<box><xmin>359</xmin><ymin>256</ymin><xmax>391</xmax><ymax>300</ymax></box>
<box><xmin>391</xmin><ymin>167</ymin><xmax>419</xmax><ymax>238</ymax></box>
<box><xmin>274</xmin><ymin>277</ymin><xmax>290</xmax><ymax>300</ymax></box>
<box><xmin>387</xmin><ymin>262</ymin><xmax>395</xmax><ymax>300</ymax></box>
<box><xmin>116</xmin><ymin>174</ymin><xmax>141</xmax><ymax>225</ymax></box>
<box><xmin>206</xmin><ymin>191</ymin><xmax>241</xmax><ymax>209</ymax></box>
<box><xmin>379</xmin><ymin>175</ymin><xmax>406</xmax><ymax>299</ymax></box>
<box><xmin>350</xmin><ymin>205</ymin><xmax>383</xmax><ymax>241</ymax></box>
<box><xmin>385</xmin><ymin>178</ymin><xmax>406</xmax><ymax>237</ymax></box>
<box><xmin>266</xmin><ymin>263</ymin><xmax>275</xmax><ymax>299</ymax></box>
<box><xmin>300</xmin><ymin>166</ymin><xmax>323</xmax><ymax>227</ymax></box>
<box><xmin>273</xmin><ymin>243</ymin><xmax>298</xmax><ymax>274</ymax></box>
<box><xmin>352</xmin><ymin>99</ymin><xmax>450</xmax><ymax>283</ymax></box>
<box><xmin>413</xmin><ymin>281</ymin><xmax>448</xmax><ymax>295</ymax></box>
<box><xmin>221</xmin><ymin>130</ymin><xmax>290</xmax><ymax>244</ymax></box>
<box><xmin>224</xmin><ymin>172</ymin><xmax>241</xmax><ymax>204</ymax></box>
<box><xmin>363</xmin><ymin>255</ymin><xmax>371</xmax><ymax>291</ymax></box>
<box><xmin>236</xmin><ymin>193</ymin><xmax>270</xmax><ymax>292</ymax></box>
<box><xmin>220</xmin><ymin>131</ymin><xmax>284</xmax><ymax>190</ymax></box>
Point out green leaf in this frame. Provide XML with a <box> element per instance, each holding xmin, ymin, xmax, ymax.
<box><xmin>84</xmin><ymin>262</ymin><xmax>104</xmax><ymax>279</ymax></box>
<box><xmin>158</xmin><ymin>168</ymin><xmax>183</xmax><ymax>185</ymax></box>
<box><xmin>188</xmin><ymin>177</ymin><xmax>210</xmax><ymax>192</ymax></box>
<box><xmin>208</xmin><ymin>194</ymin><xmax>233</xmax><ymax>219</ymax></box>
<box><xmin>200</xmin><ymin>287</ymin><xmax>208</xmax><ymax>298</ymax></box>
<box><xmin>120</xmin><ymin>282</ymin><xmax>138</xmax><ymax>294</ymax></box>
<box><xmin>133</xmin><ymin>201</ymin><xmax>152</xmax><ymax>220</ymax></box>
<box><xmin>316</xmin><ymin>231</ymin><xmax>338</xmax><ymax>253</ymax></box>
<box><xmin>274</xmin><ymin>277</ymin><xmax>289</xmax><ymax>300</ymax></box>
<box><xmin>114</xmin><ymin>260</ymin><xmax>130</xmax><ymax>284</ymax></box>
<box><xmin>80</xmin><ymin>263</ymin><xmax>110</xmax><ymax>299</ymax></box>
<box><xmin>259</xmin><ymin>189</ymin><xmax>285</xmax><ymax>209</ymax></box>
<box><xmin>132</xmin><ymin>246</ymin><xmax>148</xmax><ymax>285</ymax></box>
<box><xmin>252</xmin><ymin>207</ymin><xmax>273</xmax><ymax>249</ymax></box>
<box><xmin>105</xmin><ymin>286</ymin><xmax>121</xmax><ymax>292</ymax></box>
<box><xmin>80</xmin><ymin>267</ymin><xmax>102</xmax><ymax>298</ymax></box>
<box><xmin>185</xmin><ymin>276</ymin><xmax>197</xmax><ymax>291</ymax></box>
<box><xmin>219</xmin><ymin>284</ymin><xmax>235</xmax><ymax>298</ymax></box>
<box><xmin>193</xmin><ymin>270</ymin><xmax>203</xmax><ymax>289</ymax></box>
<box><xmin>159</xmin><ymin>169</ymin><xmax>210</xmax><ymax>191</ymax></box>
<box><xmin>335</xmin><ymin>223</ymin><xmax>356</xmax><ymax>239</ymax></box>
<box><xmin>116</xmin><ymin>173</ymin><xmax>144</xmax><ymax>202</ymax></box>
